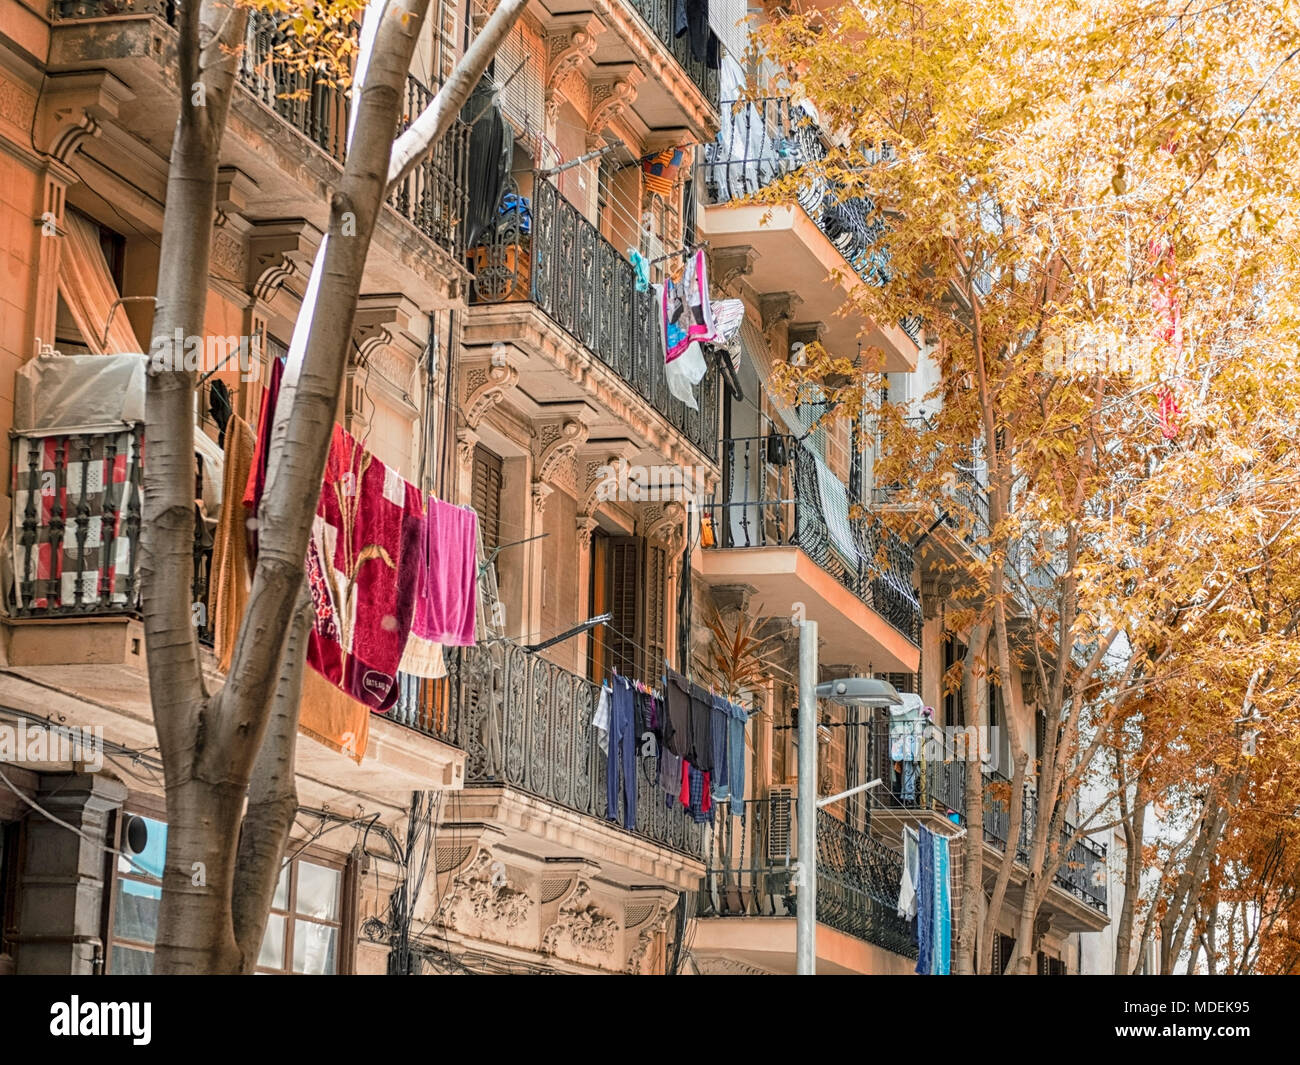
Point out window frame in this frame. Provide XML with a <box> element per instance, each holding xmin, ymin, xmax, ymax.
<box><xmin>255</xmin><ymin>850</ymin><xmax>352</xmax><ymax>975</ymax></box>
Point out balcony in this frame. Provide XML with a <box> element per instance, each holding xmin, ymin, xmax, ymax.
<box><xmin>466</xmin><ymin>176</ymin><xmax>719</xmax><ymax>462</ymax></box>
<box><xmin>693</xmin><ymin>796</ymin><xmax>918</xmax><ymax>973</ymax></box>
<box><xmin>698</xmin><ymin>434</ymin><xmax>921</xmax><ymax>671</ymax></box>
<box><xmin>981</xmin><ymin>771</ymin><xmax>1108</xmax><ymax>915</ymax></box>
<box><xmin>388</xmin><ymin>644</ymin><xmax>706</xmax><ymax>865</ymax></box>
<box><xmin>625</xmin><ymin>0</ymin><xmax>720</xmax><ymax>111</ymax></box>
<box><xmin>696</xmin><ymin>97</ymin><xmax>920</xmax><ymax>371</ymax></box>
<box><xmin>48</xmin><ymin>5</ymin><xmax>471</xmax><ymax>264</ymax></box>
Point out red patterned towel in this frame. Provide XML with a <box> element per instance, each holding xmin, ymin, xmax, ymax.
<box><xmin>305</xmin><ymin>425</ymin><xmax>424</xmax><ymax>712</ymax></box>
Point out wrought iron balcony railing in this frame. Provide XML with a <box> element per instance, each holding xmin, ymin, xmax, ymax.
<box><xmin>388</xmin><ymin>645</ymin><xmax>706</xmax><ymax>860</ymax></box>
<box><xmin>50</xmin><ymin>5</ymin><xmax>470</xmax><ymax>261</ymax></box>
<box><xmin>702</xmin><ymin>434</ymin><xmax>921</xmax><ymax>644</ymax></box>
<box><xmin>982</xmin><ymin>771</ymin><xmax>1108</xmax><ymax>912</ymax></box>
<box><xmin>700</xmin><ymin>795</ymin><xmax>919</xmax><ymax>959</ymax></box>
<box><xmin>627</xmin><ymin>0</ymin><xmax>721</xmax><ymax>109</ymax></box>
<box><xmin>467</xmin><ymin>177</ymin><xmax>720</xmax><ymax>461</ymax></box>
<box><xmin>699</xmin><ymin>97</ymin><xmax>923</xmax><ymax>345</ymax></box>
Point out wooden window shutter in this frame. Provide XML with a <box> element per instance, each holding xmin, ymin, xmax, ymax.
<box><xmin>642</xmin><ymin>540</ymin><xmax>668</xmax><ymax>681</ymax></box>
<box><xmin>883</xmin><ymin>672</ymin><xmax>914</xmax><ymax>695</ymax></box>
<box><xmin>944</xmin><ymin>636</ymin><xmax>967</xmax><ymax>727</ymax></box>
<box><xmin>471</xmin><ymin>445</ymin><xmax>503</xmax><ymax>552</ymax></box>
<box><xmin>607</xmin><ymin>537</ymin><xmax>642</xmax><ymax>676</ymax></box>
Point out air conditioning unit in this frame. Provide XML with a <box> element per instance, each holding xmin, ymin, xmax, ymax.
<box><xmin>767</xmin><ymin>786</ymin><xmax>795</xmax><ymax>862</ymax></box>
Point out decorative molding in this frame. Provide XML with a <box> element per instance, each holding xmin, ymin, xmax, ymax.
<box><xmin>463</xmin><ymin>361</ymin><xmax>520</xmax><ymax>429</ymax></box>
<box><xmin>535</xmin><ymin>418</ymin><xmax>589</xmax><ymax>485</ymax></box>
<box><xmin>788</xmin><ymin>321</ymin><xmax>827</xmax><ymax>348</ymax></box>
<box><xmin>644</xmin><ymin>500</ymin><xmax>686</xmax><ymax>554</ymax></box>
<box><xmin>587</xmin><ymin>68</ymin><xmax>645</xmax><ymax>135</ymax></box>
<box><xmin>456</xmin><ymin>427</ymin><xmax>481</xmax><ymax>478</ymax></box>
<box><xmin>531</xmin><ymin>481</ymin><xmax>555</xmax><ymax>516</ymax></box>
<box><xmin>436</xmin><ymin>848</ymin><xmax>535</xmax><ymax>933</ymax></box>
<box><xmin>624</xmin><ymin>903</ymin><xmax>670</xmax><ymax>975</ymax></box>
<box><xmin>210</xmin><ymin>228</ymin><xmax>246</xmax><ymax>281</ymax></box>
<box><xmin>759</xmin><ymin>291</ymin><xmax>803</xmax><ymax>335</ymax></box>
<box><xmin>541</xmin><ymin>880</ymin><xmax>617</xmax><ymax>957</ymax></box>
<box><xmin>712</xmin><ymin>245</ymin><xmax>759</xmax><ymax>290</ymax></box>
<box><xmin>0</xmin><ymin>74</ymin><xmax>38</xmax><ymax>132</ymax></box>
<box><xmin>545</xmin><ymin>16</ymin><xmax>605</xmax><ymax>122</ymax></box>
<box><xmin>575</xmin><ymin>516</ymin><xmax>599</xmax><ymax>552</ymax></box>
<box><xmin>245</xmin><ymin>218</ymin><xmax>321</xmax><ymax>303</ymax></box>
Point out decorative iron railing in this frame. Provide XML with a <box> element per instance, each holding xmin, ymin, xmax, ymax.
<box><xmin>627</xmin><ymin>0</ymin><xmax>721</xmax><ymax>109</ymax></box>
<box><xmin>699</xmin><ymin>97</ymin><xmax>922</xmax><ymax>345</ymax></box>
<box><xmin>702</xmin><ymin>434</ymin><xmax>921</xmax><ymax>643</ymax></box>
<box><xmin>982</xmin><ymin>771</ymin><xmax>1108</xmax><ymax>912</ymax></box>
<box><xmin>467</xmin><ymin>177</ymin><xmax>719</xmax><ymax>461</ymax></box>
<box><xmin>389</xmin><ymin>646</ymin><xmax>706</xmax><ymax>860</ymax></box>
<box><xmin>700</xmin><ymin>795</ymin><xmax>919</xmax><ymax>959</ymax></box>
<box><xmin>390</xmin><ymin>672</ymin><xmax>460</xmax><ymax>748</ymax></box>
<box><xmin>50</xmin><ymin>5</ymin><xmax>469</xmax><ymax>261</ymax></box>
<box><xmin>866</xmin><ymin>716</ymin><xmax>968</xmax><ymax>815</ymax></box>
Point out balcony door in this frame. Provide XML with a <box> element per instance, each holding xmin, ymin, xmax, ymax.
<box><xmin>588</xmin><ymin>532</ymin><xmax>667</xmax><ymax>685</ymax></box>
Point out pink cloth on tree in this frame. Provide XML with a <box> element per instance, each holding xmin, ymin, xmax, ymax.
<box><xmin>305</xmin><ymin>425</ymin><xmax>424</xmax><ymax>712</ymax></box>
<box><xmin>409</xmin><ymin>498</ymin><xmax>479</xmax><ymax>647</ymax></box>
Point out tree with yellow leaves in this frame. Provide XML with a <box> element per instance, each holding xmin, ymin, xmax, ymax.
<box><xmin>754</xmin><ymin>0</ymin><xmax>1300</xmax><ymax>973</ymax></box>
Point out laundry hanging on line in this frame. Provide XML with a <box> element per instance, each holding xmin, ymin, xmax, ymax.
<box><xmin>238</xmin><ymin>374</ymin><xmax>480</xmax><ymax>759</ymax></box>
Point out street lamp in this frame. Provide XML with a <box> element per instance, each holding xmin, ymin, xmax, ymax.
<box><xmin>795</xmin><ymin>619</ymin><xmax>902</xmax><ymax>975</ymax></box>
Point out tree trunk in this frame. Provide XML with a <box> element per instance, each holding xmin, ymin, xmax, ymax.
<box><xmin>979</xmin><ymin>750</ymin><xmax>1028</xmax><ymax>973</ymax></box>
<box><xmin>143</xmin><ymin>0</ymin><xmax>250</xmax><ymax>975</ymax></box>
<box><xmin>146</xmin><ymin>0</ymin><xmax>531</xmax><ymax>974</ymax></box>
<box><xmin>231</xmin><ymin>585</ymin><xmax>312</xmax><ymax>970</ymax></box>
<box><xmin>953</xmin><ymin>621</ymin><xmax>988</xmax><ymax>975</ymax></box>
<box><xmin>1113</xmin><ymin>767</ymin><xmax>1145</xmax><ymax>974</ymax></box>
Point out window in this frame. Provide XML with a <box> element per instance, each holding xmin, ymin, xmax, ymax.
<box><xmin>589</xmin><ymin>532</ymin><xmax>668</xmax><ymax>682</ymax></box>
<box><xmin>108</xmin><ymin>813</ymin><xmax>167</xmax><ymax>974</ymax></box>
<box><xmin>943</xmin><ymin>636</ymin><xmax>966</xmax><ymax>728</ymax></box>
<box><xmin>257</xmin><ymin>858</ymin><xmax>344</xmax><ymax>975</ymax></box>
<box><xmin>471</xmin><ymin>444</ymin><xmax>504</xmax><ymax>553</ymax></box>
<box><xmin>991</xmin><ymin>932</ymin><xmax>1015</xmax><ymax>974</ymax></box>
<box><xmin>107</xmin><ymin>814</ymin><xmax>348</xmax><ymax>975</ymax></box>
<box><xmin>1038</xmin><ymin>952</ymin><xmax>1068</xmax><ymax>976</ymax></box>
<box><xmin>1</xmin><ymin>821</ymin><xmax>22</xmax><ymax>962</ymax></box>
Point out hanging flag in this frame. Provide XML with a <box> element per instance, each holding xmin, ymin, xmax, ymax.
<box><xmin>642</xmin><ymin>146</ymin><xmax>685</xmax><ymax>197</ymax></box>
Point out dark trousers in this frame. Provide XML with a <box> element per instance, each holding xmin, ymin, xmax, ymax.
<box><xmin>607</xmin><ymin>678</ymin><xmax>637</xmax><ymax>830</ymax></box>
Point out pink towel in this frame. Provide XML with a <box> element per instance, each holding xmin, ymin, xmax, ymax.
<box><xmin>305</xmin><ymin>425</ymin><xmax>424</xmax><ymax>712</ymax></box>
<box><xmin>410</xmin><ymin>499</ymin><xmax>479</xmax><ymax>647</ymax></box>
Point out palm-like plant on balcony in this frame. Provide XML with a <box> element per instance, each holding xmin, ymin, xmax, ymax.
<box><xmin>697</xmin><ymin>602</ymin><xmax>784</xmax><ymax>704</ymax></box>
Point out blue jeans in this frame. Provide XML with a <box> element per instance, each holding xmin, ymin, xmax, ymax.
<box><xmin>606</xmin><ymin>677</ymin><xmax>636</xmax><ymax>830</ymax></box>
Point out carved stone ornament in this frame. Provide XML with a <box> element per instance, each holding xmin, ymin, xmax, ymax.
<box><xmin>436</xmin><ymin>848</ymin><xmax>535</xmax><ymax>933</ymax></box>
<box><xmin>541</xmin><ymin>880</ymin><xmax>617</xmax><ymax>957</ymax></box>
<box><xmin>464</xmin><ymin>361</ymin><xmax>519</xmax><ymax>429</ymax></box>
<box><xmin>535</xmin><ymin>418</ymin><xmax>589</xmax><ymax>484</ymax></box>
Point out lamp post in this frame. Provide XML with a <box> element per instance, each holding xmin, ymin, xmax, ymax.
<box><xmin>795</xmin><ymin>617</ymin><xmax>903</xmax><ymax>975</ymax></box>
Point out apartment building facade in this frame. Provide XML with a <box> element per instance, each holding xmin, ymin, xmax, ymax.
<box><xmin>0</xmin><ymin>0</ymin><xmax>1111</xmax><ymax>975</ymax></box>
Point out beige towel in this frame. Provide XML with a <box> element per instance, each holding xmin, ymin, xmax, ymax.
<box><xmin>209</xmin><ymin>416</ymin><xmax>255</xmax><ymax>672</ymax></box>
<box><xmin>398</xmin><ymin>633</ymin><xmax>447</xmax><ymax>679</ymax></box>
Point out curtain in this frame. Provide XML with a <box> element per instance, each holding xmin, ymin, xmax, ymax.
<box><xmin>58</xmin><ymin>210</ymin><xmax>140</xmax><ymax>355</ymax></box>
